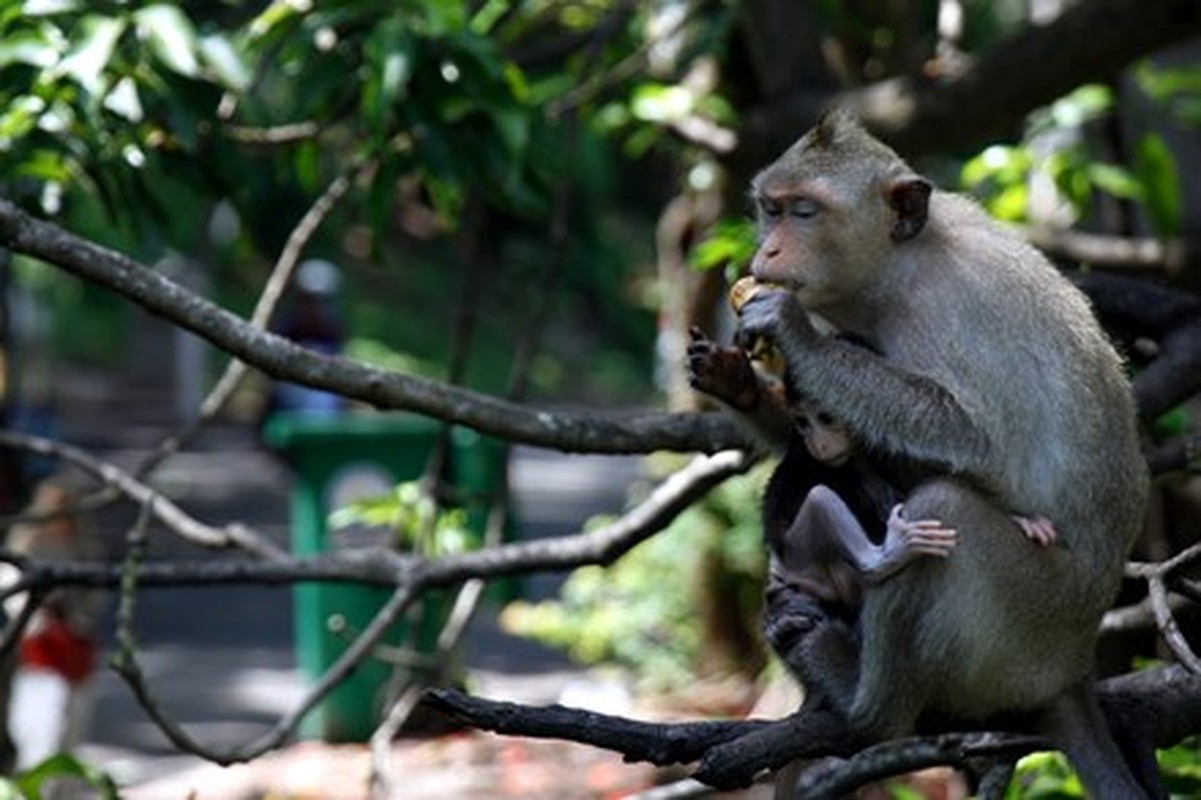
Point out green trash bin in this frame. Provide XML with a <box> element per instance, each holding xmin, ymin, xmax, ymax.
<box><xmin>263</xmin><ymin>412</ymin><xmax>504</xmax><ymax>742</ymax></box>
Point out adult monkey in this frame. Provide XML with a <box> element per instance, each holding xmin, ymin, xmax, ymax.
<box><xmin>735</xmin><ymin>112</ymin><xmax>1150</xmax><ymax>797</ymax></box>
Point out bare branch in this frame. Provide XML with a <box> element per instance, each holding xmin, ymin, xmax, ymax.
<box><xmin>0</xmin><ymin>199</ymin><xmax>745</xmax><ymax>455</ymax></box>
<box><xmin>418</xmin><ymin>450</ymin><xmax>753</xmax><ymax>582</ymax></box>
<box><xmin>793</xmin><ymin>733</ymin><xmax>1042</xmax><ymax>799</ymax></box>
<box><xmin>426</xmin><ymin>666</ymin><xmax>1201</xmax><ymax>797</ymax></box>
<box><xmin>0</xmin><ymin>429</ymin><xmax>750</xmax><ymax>764</ymax></box>
<box><xmin>6</xmin><ymin>549</ymin><xmax>408</xmax><ymax>592</ymax></box>
<box><xmin>0</xmin><ymin>431</ymin><xmax>284</xmax><ymax>559</ymax></box>
<box><xmin>1148</xmin><ymin>576</ymin><xmax>1201</xmax><ymax>672</ymax></box>
<box><xmin>1023</xmin><ymin>226</ymin><xmax>1191</xmax><ymax>275</ymax></box>
<box><xmin>1125</xmin><ymin>544</ymin><xmax>1201</xmax><ymax>673</ymax></box>
<box><xmin>737</xmin><ymin>0</ymin><xmax>1201</xmax><ymax>163</ymax></box>
<box><xmin>139</xmin><ymin>160</ymin><xmax>366</xmax><ymax>477</ymax></box>
<box><xmin>422</xmin><ymin>688</ymin><xmax>768</xmax><ymax>767</ymax></box>
<box><xmin>220</xmin><ymin>122</ymin><xmax>322</xmax><ymax>145</ymax></box>
<box><xmin>1147</xmin><ymin>435</ymin><xmax>1201</xmax><ymax>476</ymax></box>
<box><xmin>0</xmin><ymin>434</ymin><xmax>749</xmax><ymax>594</ymax></box>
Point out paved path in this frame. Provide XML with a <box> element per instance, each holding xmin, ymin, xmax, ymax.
<box><xmin>56</xmin><ymin>405</ymin><xmax>643</xmax><ymax>790</ymax></box>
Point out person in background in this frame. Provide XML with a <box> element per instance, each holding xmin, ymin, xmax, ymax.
<box><xmin>267</xmin><ymin>259</ymin><xmax>346</xmax><ymax>418</ymax></box>
<box><xmin>2</xmin><ymin>478</ymin><xmax>103</xmax><ymax>770</ymax></box>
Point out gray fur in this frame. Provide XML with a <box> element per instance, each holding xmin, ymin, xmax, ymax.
<box><xmin>746</xmin><ymin>115</ymin><xmax>1150</xmax><ymax>797</ymax></box>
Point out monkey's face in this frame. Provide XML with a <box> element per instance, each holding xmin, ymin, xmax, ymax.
<box><xmin>750</xmin><ymin>169</ymin><xmax>892</xmax><ymax>311</ymax></box>
<box><xmin>748</xmin><ymin>115</ymin><xmax>931</xmax><ymax>313</ymax></box>
<box><xmin>797</xmin><ymin>407</ymin><xmax>853</xmax><ymax>467</ymax></box>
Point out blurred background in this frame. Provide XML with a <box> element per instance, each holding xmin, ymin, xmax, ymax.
<box><xmin>0</xmin><ymin>0</ymin><xmax>1198</xmax><ymax>797</ymax></box>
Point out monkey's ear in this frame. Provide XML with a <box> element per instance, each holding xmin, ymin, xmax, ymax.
<box><xmin>888</xmin><ymin>177</ymin><xmax>932</xmax><ymax>242</ymax></box>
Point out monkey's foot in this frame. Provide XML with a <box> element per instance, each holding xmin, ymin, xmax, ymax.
<box><xmin>762</xmin><ymin>588</ymin><xmax>828</xmax><ymax>658</ymax></box>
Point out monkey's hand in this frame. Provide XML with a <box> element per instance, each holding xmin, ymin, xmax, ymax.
<box><xmin>1013</xmin><ymin>514</ymin><xmax>1057</xmax><ymax>547</ymax></box>
<box><xmin>735</xmin><ymin>287</ymin><xmax>815</xmax><ymax>359</ymax></box>
<box><xmin>865</xmin><ymin>504</ymin><xmax>958</xmax><ymax>583</ymax></box>
<box><xmin>687</xmin><ymin>327</ymin><xmax>762</xmax><ymax>411</ymax></box>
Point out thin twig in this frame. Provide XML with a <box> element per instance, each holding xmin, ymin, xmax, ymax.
<box><xmin>794</xmin><ymin>733</ymin><xmax>1043</xmax><ymax>799</ymax></box>
<box><xmin>0</xmin><ymin>430</ymin><xmax>750</xmax><ymax>765</ymax></box>
<box><xmin>368</xmin><ymin>686</ymin><xmax>424</xmax><ymax>799</ymax></box>
<box><xmin>0</xmin><ymin>197</ymin><xmax>745</xmax><ymax>454</ymax></box>
<box><xmin>1148</xmin><ymin>576</ymin><xmax>1201</xmax><ymax>673</ymax></box>
<box><xmin>0</xmin><ymin>431</ymin><xmax>284</xmax><ymax>559</ymax></box>
<box><xmin>136</xmin><ymin>160</ymin><xmax>365</xmax><ymax>478</ymax></box>
<box><xmin>1125</xmin><ymin>539</ymin><xmax>1201</xmax><ymax>673</ymax></box>
<box><xmin>221</xmin><ymin>122</ymin><xmax>322</xmax><ymax>145</ymax></box>
<box><xmin>0</xmin><ymin>585</ymin><xmax>45</xmax><ymax>660</ymax></box>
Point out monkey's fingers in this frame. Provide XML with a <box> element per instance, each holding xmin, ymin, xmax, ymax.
<box><xmin>1013</xmin><ymin>515</ymin><xmax>1057</xmax><ymax>547</ymax></box>
<box><xmin>903</xmin><ymin>518</ymin><xmax>956</xmax><ymax>533</ymax></box>
<box><xmin>904</xmin><ymin>529</ymin><xmax>959</xmax><ymax>555</ymax></box>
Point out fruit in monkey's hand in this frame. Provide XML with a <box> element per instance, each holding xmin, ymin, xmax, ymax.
<box><xmin>729</xmin><ymin>276</ymin><xmax>787</xmax><ymax>376</ymax></box>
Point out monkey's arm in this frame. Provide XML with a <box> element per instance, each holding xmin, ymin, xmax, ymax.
<box><xmin>737</xmin><ymin>291</ymin><xmax>991</xmax><ymax>474</ymax></box>
<box><xmin>686</xmin><ymin>328</ymin><xmax>793</xmax><ymax>448</ymax></box>
<box><xmin>780</xmin><ymin>488</ymin><xmax>957</xmax><ymax>592</ymax></box>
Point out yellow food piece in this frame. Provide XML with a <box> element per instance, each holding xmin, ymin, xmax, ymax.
<box><xmin>728</xmin><ymin>276</ymin><xmax>787</xmax><ymax>376</ymax></box>
<box><xmin>728</xmin><ymin>276</ymin><xmax>762</xmax><ymax>312</ymax></box>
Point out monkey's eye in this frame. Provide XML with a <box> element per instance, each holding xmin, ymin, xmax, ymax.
<box><xmin>795</xmin><ymin>415</ymin><xmax>812</xmax><ymax>431</ymax></box>
<box><xmin>758</xmin><ymin>197</ymin><xmax>784</xmax><ymax>219</ymax></box>
<box><xmin>814</xmin><ymin>411</ymin><xmax>837</xmax><ymax>426</ymax></box>
<box><xmin>789</xmin><ymin>198</ymin><xmax>820</xmax><ymax>219</ymax></box>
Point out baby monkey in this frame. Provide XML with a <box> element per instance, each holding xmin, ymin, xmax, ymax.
<box><xmin>776</xmin><ymin>398</ymin><xmax>958</xmax><ymax>610</ymax></box>
<box><xmin>776</xmin><ymin>396</ymin><xmax>1058</xmax><ymax>611</ymax></box>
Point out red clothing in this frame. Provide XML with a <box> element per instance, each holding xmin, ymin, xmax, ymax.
<box><xmin>19</xmin><ymin>615</ymin><xmax>96</xmax><ymax>685</ymax></box>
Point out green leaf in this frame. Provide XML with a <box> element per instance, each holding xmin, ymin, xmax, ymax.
<box><xmin>960</xmin><ymin>145</ymin><xmax>1031</xmax><ymax>189</ymax></box>
<box><xmin>15</xmin><ymin>753</ymin><xmax>119</xmax><ymax>800</ymax></box>
<box><xmin>0</xmin><ymin>31</ymin><xmax>61</xmax><ymax>70</ymax></box>
<box><xmin>53</xmin><ymin>15</ymin><xmax>126</xmax><ymax>96</ymax></box>
<box><xmin>134</xmin><ymin>4</ymin><xmax>200</xmax><ymax>78</ymax></box>
<box><xmin>361</xmin><ymin>16</ymin><xmax>414</xmax><ymax>132</ymax></box>
<box><xmin>487</xmin><ymin>102</ymin><xmax>529</xmax><ymax>158</ymax></box>
<box><xmin>470</xmin><ymin>0</ymin><xmax>511</xmax><ymax>34</ymax></box>
<box><xmin>1085</xmin><ymin>162</ymin><xmax>1143</xmax><ymax>201</ymax></box>
<box><xmin>690</xmin><ymin>218</ymin><xmax>755</xmax><ymax>272</ymax></box>
<box><xmin>420</xmin><ymin>1</ymin><xmax>467</xmax><ymax>36</ymax></box>
<box><xmin>987</xmin><ymin>183</ymin><xmax>1029</xmax><ymax>222</ymax></box>
<box><xmin>198</xmin><ymin>33</ymin><xmax>250</xmax><ymax>91</ymax></box>
<box><xmin>630</xmin><ymin>83</ymin><xmax>694</xmax><ymax>123</ymax></box>
<box><xmin>0</xmin><ymin>95</ymin><xmax>44</xmax><ymax>143</ymax></box>
<box><xmin>1049</xmin><ymin>84</ymin><xmax>1113</xmax><ymax>128</ymax></box>
<box><xmin>23</xmin><ymin>0</ymin><xmax>78</xmax><ymax>15</ymax></box>
<box><xmin>1134</xmin><ymin>132</ymin><xmax>1182</xmax><ymax>235</ymax></box>
<box><xmin>102</xmin><ymin>75</ymin><xmax>142</xmax><ymax>122</ymax></box>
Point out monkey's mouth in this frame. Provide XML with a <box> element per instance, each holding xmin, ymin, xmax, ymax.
<box><xmin>728</xmin><ymin>276</ymin><xmax>796</xmax><ymax>311</ymax></box>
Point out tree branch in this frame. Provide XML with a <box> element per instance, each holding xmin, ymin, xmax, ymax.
<box><xmin>0</xmin><ymin>429</ymin><xmax>751</xmax><ymax>764</ymax></box>
<box><xmin>423</xmin><ymin>666</ymin><xmax>1201</xmax><ymax>797</ymax></box>
<box><xmin>1025</xmin><ymin>226</ymin><xmax>1192</xmax><ymax>275</ymax></box>
<box><xmin>0</xmin><ymin>431</ymin><xmax>284</xmax><ymax>559</ymax></box>
<box><xmin>138</xmin><ymin>160</ymin><xmax>366</xmax><ymax>478</ymax></box>
<box><xmin>736</xmin><ymin>0</ymin><xmax>1201</xmax><ymax>164</ymax></box>
<box><xmin>0</xmin><ymin>199</ymin><xmax>745</xmax><ymax>455</ymax></box>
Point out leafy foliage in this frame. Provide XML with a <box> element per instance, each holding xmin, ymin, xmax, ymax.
<box><xmin>329</xmin><ymin>479</ymin><xmax>474</xmax><ymax>557</ymax></box>
<box><xmin>0</xmin><ymin>753</ymin><xmax>119</xmax><ymax>800</ymax></box>
<box><xmin>0</xmin><ymin>1</ymin><xmax>242</xmax><ymax>218</ymax></box>
<box><xmin>960</xmin><ymin>82</ymin><xmax>1185</xmax><ymax>235</ymax></box>
<box><xmin>502</xmin><ymin>460</ymin><xmax>770</xmax><ymax>687</ymax></box>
